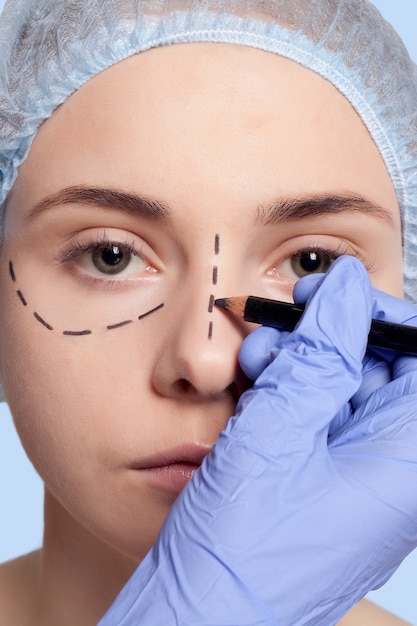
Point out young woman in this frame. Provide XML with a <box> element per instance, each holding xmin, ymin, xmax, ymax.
<box><xmin>0</xmin><ymin>1</ymin><xmax>416</xmax><ymax>624</ymax></box>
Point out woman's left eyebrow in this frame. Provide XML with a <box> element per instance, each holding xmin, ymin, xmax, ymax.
<box><xmin>256</xmin><ymin>194</ymin><xmax>394</xmax><ymax>225</ymax></box>
<box><xmin>26</xmin><ymin>185</ymin><xmax>171</xmax><ymax>221</ymax></box>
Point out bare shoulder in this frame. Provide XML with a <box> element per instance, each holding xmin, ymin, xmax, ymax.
<box><xmin>0</xmin><ymin>551</ymin><xmax>40</xmax><ymax>625</ymax></box>
<box><xmin>338</xmin><ymin>599</ymin><xmax>412</xmax><ymax>626</ymax></box>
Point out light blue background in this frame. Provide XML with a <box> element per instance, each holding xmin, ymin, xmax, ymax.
<box><xmin>0</xmin><ymin>0</ymin><xmax>416</xmax><ymax>623</ymax></box>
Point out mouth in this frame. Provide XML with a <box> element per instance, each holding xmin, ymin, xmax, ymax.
<box><xmin>129</xmin><ymin>444</ymin><xmax>211</xmax><ymax>495</ymax></box>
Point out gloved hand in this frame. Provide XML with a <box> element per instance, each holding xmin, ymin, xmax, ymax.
<box><xmin>98</xmin><ymin>256</ymin><xmax>417</xmax><ymax>626</ymax></box>
<box><xmin>240</xmin><ymin>268</ymin><xmax>396</xmax><ymax>437</ymax></box>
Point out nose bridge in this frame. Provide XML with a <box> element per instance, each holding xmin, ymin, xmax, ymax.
<box><xmin>151</xmin><ymin>268</ymin><xmax>247</xmax><ymax>400</ymax></box>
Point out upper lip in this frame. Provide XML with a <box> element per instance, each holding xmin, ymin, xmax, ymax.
<box><xmin>130</xmin><ymin>443</ymin><xmax>212</xmax><ymax>470</ymax></box>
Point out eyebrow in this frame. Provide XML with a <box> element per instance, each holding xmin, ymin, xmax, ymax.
<box><xmin>27</xmin><ymin>186</ymin><xmax>171</xmax><ymax>221</ymax></box>
<box><xmin>256</xmin><ymin>194</ymin><xmax>394</xmax><ymax>226</ymax></box>
<box><xmin>26</xmin><ymin>187</ymin><xmax>393</xmax><ymax>228</ymax></box>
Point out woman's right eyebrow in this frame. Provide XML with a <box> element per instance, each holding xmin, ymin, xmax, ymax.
<box><xmin>26</xmin><ymin>185</ymin><xmax>171</xmax><ymax>221</ymax></box>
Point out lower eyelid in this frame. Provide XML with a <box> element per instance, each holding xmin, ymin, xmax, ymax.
<box><xmin>61</xmin><ymin>261</ymin><xmax>159</xmax><ymax>291</ymax></box>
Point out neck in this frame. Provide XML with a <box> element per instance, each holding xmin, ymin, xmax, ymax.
<box><xmin>35</xmin><ymin>490</ymin><xmax>138</xmax><ymax>626</ymax></box>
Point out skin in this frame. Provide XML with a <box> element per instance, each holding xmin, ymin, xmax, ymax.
<box><xmin>0</xmin><ymin>43</ymin><xmax>410</xmax><ymax>625</ymax></box>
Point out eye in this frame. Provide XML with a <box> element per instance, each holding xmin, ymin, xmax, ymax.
<box><xmin>76</xmin><ymin>241</ymin><xmax>150</xmax><ymax>278</ymax></box>
<box><xmin>266</xmin><ymin>240</ymin><xmax>359</xmax><ymax>286</ymax></box>
<box><xmin>58</xmin><ymin>231</ymin><xmax>159</xmax><ymax>284</ymax></box>
<box><xmin>290</xmin><ymin>249</ymin><xmax>337</xmax><ymax>277</ymax></box>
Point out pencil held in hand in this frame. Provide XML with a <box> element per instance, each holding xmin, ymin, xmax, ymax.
<box><xmin>215</xmin><ymin>295</ymin><xmax>417</xmax><ymax>356</ymax></box>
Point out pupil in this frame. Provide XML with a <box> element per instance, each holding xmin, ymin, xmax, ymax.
<box><xmin>102</xmin><ymin>245</ymin><xmax>123</xmax><ymax>266</ymax></box>
<box><xmin>300</xmin><ymin>251</ymin><xmax>321</xmax><ymax>272</ymax></box>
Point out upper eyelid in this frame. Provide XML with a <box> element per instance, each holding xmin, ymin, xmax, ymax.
<box><xmin>277</xmin><ymin>241</ymin><xmax>375</xmax><ymax>273</ymax></box>
<box><xmin>266</xmin><ymin>238</ymin><xmax>366</xmax><ymax>269</ymax></box>
<box><xmin>58</xmin><ymin>228</ymin><xmax>146</xmax><ymax>256</ymax></box>
<box><xmin>268</xmin><ymin>237</ymin><xmax>353</xmax><ymax>261</ymax></box>
<box><xmin>59</xmin><ymin>237</ymin><xmax>141</xmax><ymax>264</ymax></box>
<box><xmin>290</xmin><ymin>241</ymin><xmax>352</xmax><ymax>258</ymax></box>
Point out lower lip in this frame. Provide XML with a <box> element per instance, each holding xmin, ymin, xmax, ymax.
<box><xmin>138</xmin><ymin>462</ymin><xmax>200</xmax><ymax>494</ymax></box>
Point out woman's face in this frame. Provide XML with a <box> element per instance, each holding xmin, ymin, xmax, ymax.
<box><xmin>0</xmin><ymin>43</ymin><xmax>403</xmax><ymax>562</ymax></box>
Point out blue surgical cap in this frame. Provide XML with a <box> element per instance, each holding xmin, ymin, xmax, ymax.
<box><xmin>1</xmin><ymin>0</ymin><xmax>417</xmax><ymax>300</ymax></box>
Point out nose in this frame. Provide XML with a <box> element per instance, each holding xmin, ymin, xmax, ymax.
<box><xmin>151</xmin><ymin>286</ymin><xmax>249</xmax><ymax>403</ymax></box>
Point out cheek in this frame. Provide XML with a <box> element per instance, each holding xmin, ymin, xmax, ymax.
<box><xmin>0</xmin><ymin>269</ymin><xmax>156</xmax><ymax>474</ymax></box>
<box><xmin>0</xmin><ymin>290</ymin><xmax>168</xmax><ymax>558</ymax></box>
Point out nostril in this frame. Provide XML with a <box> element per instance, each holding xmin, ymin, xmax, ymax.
<box><xmin>226</xmin><ymin>373</ymin><xmax>252</xmax><ymax>404</ymax></box>
<box><xmin>175</xmin><ymin>378</ymin><xmax>193</xmax><ymax>394</ymax></box>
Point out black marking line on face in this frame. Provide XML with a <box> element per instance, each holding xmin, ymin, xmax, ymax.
<box><xmin>107</xmin><ymin>320</ymin><xmax>134</xmax><ymax>331</ymax></box>
<box><xmin>9</xmin><ymin>259</ymin><xmax>165</xmax><ymax>336</ymax></box>
<box><xmin>212</xmin><ymin>266</ymin><xmax>218</xmax><ymax>285</ymax></box>
<box><xmin>33</xmin><ymin>312</ymin><xmax>53</xmax><ymax>331</ymax></box>
<box><xmin>138</xmin><ymin>302</ymin><xmax>165</xmax><ymax>320</ymax></box>
<box><xmin>208</xmin><ymin>234</ymin><xmax>220</xmax><ymax>340</ymax></box>
<box><xmin>16</xmin><ymin>290</ymin><xmax>27</xmax><ymax>306</ymax></box>
<box><xmin>9</xmin><ymin>260</ymin><xmax>16</xmax><ymax>282</ymax></box>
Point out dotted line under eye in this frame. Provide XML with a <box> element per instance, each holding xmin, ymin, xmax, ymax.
<box><xmin>33</xmin><ymin>311</ymin><xmax>53</xmax><ymax>331</ymax></box>
<box><xmin>16</xmin><ymin>290</ymin><xmax>27</xmax><ymax>306</ymax></box>
<box><xmin>107</xmin><ymin>320</ymin><xmax>134</xmax><ymax>331</ymax></box>
<box><xmin>9</xmin><ymin>260</ymin><xmax>164</xmax><ymax>336</ymax></box>
<box><xmin>207</xmin><ymin>234</ymin><xmax>220</xmax><ymax>340</ymax></box>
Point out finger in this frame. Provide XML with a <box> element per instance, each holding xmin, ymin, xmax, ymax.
<box><xmin>292</xmin><ymin>272</ymin><xmax>325</xmax><ymax>305</ymax></box>
<box><xmin>238</xmin><ymin>326</ymin><xmax>289</xmax><ymax>380</ymax></box>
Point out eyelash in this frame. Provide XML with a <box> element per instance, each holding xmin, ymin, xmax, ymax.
<box><xmin>295</xmin><ymin>241</ymin><xmax>354</xmax><ymax>263</ymax></box>
<box><xmin>59</xmin><ymin>235</ymin><xmax>136</xmax><ymax>262</ymax></box>
<box><xmin>319</xmin><ymin>241</ymin><xmax>373</xmax><ymax>271</ymax></box>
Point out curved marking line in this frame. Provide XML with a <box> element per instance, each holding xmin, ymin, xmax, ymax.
<box><xmin>16</xmin><ymin>290</ymin><xmax>27</xmax><ymax>306</ymax></box>
<box><xmin>208</xmin><ymin>295</ymin><xmax>215</xmax><ymax>313</ymax></box>
<box><xmin>9</xmin><ymin>260</ymin><xmax>16</xmax><ymax>282</ymax></box>
<box><xmin>34</xmin><ymin>312</ymin><xmax>53</xmax><ymax>331</ymax></box>
<box><xmin>107</xmin><ymin>320</ymin><xmax>133</xmax><ymax>331</ymax></box>
<box><xmin>138</xmin><ymin>302</ymin><xmax>164</xmax><ymax>320</ymax></box>
<box><xmin>63</xmin><ymin>330</ymin><xmax>92</xmax><ymax>336</ymax></box>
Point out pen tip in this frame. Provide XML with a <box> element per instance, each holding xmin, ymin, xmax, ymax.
<box><xmin>214</xmin><ymin>298</ymin><xmax>228</xmax><ymax>310</ymax></box>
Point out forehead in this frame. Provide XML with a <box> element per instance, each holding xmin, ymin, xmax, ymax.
<box><xmin>10</xmin><ymin>42</ymin><xmax>398</xmax><ymax>221</ymax></box>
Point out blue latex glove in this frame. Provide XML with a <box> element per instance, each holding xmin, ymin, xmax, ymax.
<box><xmin>240</xmin><ymin>269</ymin><xmax>395</xmax><ymax>436</ymax></box>
<box><xmin>98</xmin><ymin>256</ymin><xmax>417</xmax><ymax>626</ymax></box>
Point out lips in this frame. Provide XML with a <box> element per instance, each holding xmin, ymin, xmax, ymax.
<box><xmin>129</xmin><ymin>444</ymin><xmax>211</xmax><ymax>494</ymax></box>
